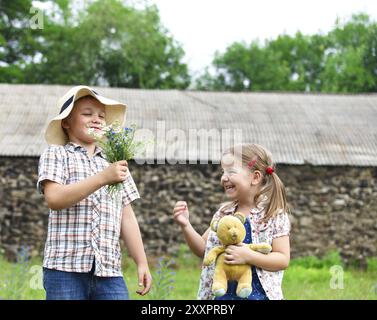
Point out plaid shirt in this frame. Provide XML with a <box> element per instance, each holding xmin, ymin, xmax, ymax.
<box><xmin>37</xmin><ymin>142</ymin><xmax>140</xmax><ymax>277</ymax></box>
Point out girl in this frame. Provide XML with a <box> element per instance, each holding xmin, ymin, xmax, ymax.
<box><xmin>173</xmin><ymin>143</ymin><xmax>290</xmax><ymax>300</ymax></box>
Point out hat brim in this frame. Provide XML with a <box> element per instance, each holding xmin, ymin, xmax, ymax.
<box><xmin>45</xmin><ymin>87</ymin><xmax>127</xmax><ymax>145</ymax></box>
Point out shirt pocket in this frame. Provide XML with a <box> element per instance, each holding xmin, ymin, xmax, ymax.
<box><xmin>66</xmin><ymin>157</ymin><xmax>89</xmax><ymax>183</ymax></box>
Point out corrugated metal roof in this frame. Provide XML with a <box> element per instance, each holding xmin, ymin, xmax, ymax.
<box><xmin>0</xmin><ymin>84</ymin><xmax>376</xmax><ymax>166</ymax></box>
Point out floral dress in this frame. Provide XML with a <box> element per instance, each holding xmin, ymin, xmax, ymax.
<box><xmin>197</xmin><ymin>202</ymin><xmax>290</xmax><ymax>300</ymax></box>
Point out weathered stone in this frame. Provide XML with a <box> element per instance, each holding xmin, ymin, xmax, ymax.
<box><xmin>333</xmin><ymin>199</ymin><xmax>346</xmax><ymax>210</ymax></box>
<box><xmin>351</xmin><ymin>188</ymin><xmax>361</xmax><ymax>198</ymax></box>
<box><xmin>0</xmin><ymin>158</ymin><xmax>376</xmax><ymax>266</ymax></box>
<box><xmin>300</xmin><ymin>217</ymin><xmax>313</xmax><ymax>227</ymax></box>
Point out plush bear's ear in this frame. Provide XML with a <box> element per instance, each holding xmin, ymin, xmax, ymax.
<box><xmin>210</xmin><ymin>218</ymin><xmax>220</xmax><ymax>232</ymax></box>
<box><xmin>234</xmin><ymin>212</ymin><xmax>246</xmax><ymax>224</ymax></box>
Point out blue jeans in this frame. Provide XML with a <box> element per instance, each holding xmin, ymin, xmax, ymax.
<box><xmin>43</xmin><ymin>263</ymin><xmax>129</xmax><ymax>300</ymax></box>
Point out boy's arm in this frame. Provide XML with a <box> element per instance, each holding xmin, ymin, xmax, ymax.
<box><xmin>43</xmin><ymin>175</ymin><xmax>104</xmax><ymax>210</ymax></box>
<box><xmin>120</xmin><ymin>204</ymin><xmax>152</xmax><ymax>296</ymax></box>
<box><xmin>43</xmin><ymin>160</ymin><xmax>127</xmax><ymax>210</ymax></box>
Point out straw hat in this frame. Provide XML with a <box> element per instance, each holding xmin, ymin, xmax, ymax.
<box><xmin>45</xmin><ymin>85</ymin><xmax>126</xmax><ymax>145</ymax></box>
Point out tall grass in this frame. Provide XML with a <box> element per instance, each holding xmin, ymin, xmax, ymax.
<box><xmin>0</xmin><ymin>247</ymin><xmax>376</xmax><ymax>300</ymax></box>
<box><xmin>148</xmin><ymin>257</ymin><xmax>176</xmax><ymax>300</ymax></box>
<box><xmin>283</xmin><ymin>251</ymin><xmax>377</xmax><ymax>300</ymax></box>
<box><xmin>0</xmin><ymin>246</ymin><xmax>44</xmax><ymax>300</ymax></box>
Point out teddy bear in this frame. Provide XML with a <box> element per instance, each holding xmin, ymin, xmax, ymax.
<box><xmin>203</xmin><ymin>212</ymin><xmax>272</xmax><ymax>298</ymax></box>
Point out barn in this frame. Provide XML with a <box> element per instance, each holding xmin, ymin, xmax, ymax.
<box><xmin>0</xmin><ymin>84</ymin><xmax>376</xmax><ymax>266</ymax></box>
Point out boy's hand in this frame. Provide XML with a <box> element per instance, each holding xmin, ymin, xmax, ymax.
<box><xmin>173</xmin><ymin>201</ymin><xmax>190</xmax><ymax>228</ymax></box>
<box><xmin>99</xmin><ymin>160</ymin><xmax>128</xmax><ymax>185</ymax></box>
<box><xmin>136</xmin><ymin>264</ymin><xmax>152</xmax><ymax>296</ymax></box>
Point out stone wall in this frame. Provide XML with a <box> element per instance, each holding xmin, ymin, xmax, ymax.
<box><xmin>1</xmin><ymin>157</ymin><xmax>376</xmax><ymax>266</ymax></box>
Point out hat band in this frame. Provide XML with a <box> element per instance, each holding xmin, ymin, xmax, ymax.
<box><xmin>59</xmin><ymin>89</ymin><xmax>99</xmax><ymax>114</ymax></box>
<box><xmin>60</xmin><ymin>95</ymin><xmax>74</xmax><ymax>114</ymax></box>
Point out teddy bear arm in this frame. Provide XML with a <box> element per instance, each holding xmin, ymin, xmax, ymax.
<box><xmin>248</xmin><ymin>243</ymin><xmax>272</xmax><ymax>254</ymax></box>
<box><xmin>203</xmin><ymin>246</ymin><xmax>225</xmax><ymax>266</ymax></box>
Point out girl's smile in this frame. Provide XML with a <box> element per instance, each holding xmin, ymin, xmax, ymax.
<box><xmin>224</xmin><ymin>182</ymin><xmax>236</xmax><ymax>194</ymax></box>
<box><xmin>221</xmin><ymin>155</ymin><xmax>250</xmax><ymax>201</ymax></box>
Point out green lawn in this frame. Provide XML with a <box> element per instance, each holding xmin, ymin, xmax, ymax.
<box><xmin>0</xmin><ymin>247</ymin><xmax>376</xmax><ymax>300</ymax></box>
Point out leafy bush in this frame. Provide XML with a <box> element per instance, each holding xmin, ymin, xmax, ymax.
<box><xmin>290</xmin><ymin>250</ymin><xmax>343</xmax><ymax>269</ymax></box>
<box><xmin>366</xmin><ymin>257</ymin><xmax>377</xmax><ymax>272</ymax></box>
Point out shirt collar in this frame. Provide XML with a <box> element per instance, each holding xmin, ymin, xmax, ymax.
<box><xmin>65</xmin><ymin>142</ymin><xmax>104</xmax><ymax>158</ymax></box>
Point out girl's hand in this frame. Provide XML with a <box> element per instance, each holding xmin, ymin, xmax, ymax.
<box><xmin>224</xmin><ymin>243</ymin><xmax>254</xmax><ymax>265</ymax></box>
<box><xmin>99</xmin><ymin>160</ymin><xmax>128</xmax><ymax>185</ymax></box>
<box><xmin>173</xmin><ymin>201</ymin><xmax>190</xmax><ymax>228</ymax></box>
<box><xmin>136</xmin><ymin>264</ymin><xmax>152</xmax><ymax>296</ymax></box>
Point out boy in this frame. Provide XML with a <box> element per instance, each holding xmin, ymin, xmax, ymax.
<box><xmin>37</xmin><ymin>85</ymin><xmax>151</xmax><ymax>300</ymax></box>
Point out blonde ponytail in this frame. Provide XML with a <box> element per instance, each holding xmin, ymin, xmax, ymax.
<box><xmin>257</xmin><ymin>169</ymin><xmax>290</xmax><ymax>223</ymax></box>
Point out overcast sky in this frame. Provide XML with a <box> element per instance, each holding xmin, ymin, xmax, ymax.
<box><xmin>150</xmin><ymin>0</ymin><xmax>377</xmax><ymax>78</ymax></box>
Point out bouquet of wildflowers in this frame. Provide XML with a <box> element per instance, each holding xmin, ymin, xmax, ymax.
<box><xmin>88</xmin><ymin>121</ymin><xmax>145</xmax><ymax>197</ymax></box>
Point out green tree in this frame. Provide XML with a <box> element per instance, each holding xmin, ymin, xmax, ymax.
<box><xmin>94</xmin><ymin>2</ymin><xmax>189</xmax><ymax>88</ymax></box>
<box><xmin>197</xmin><ymin>13</ymin><xmax>377</xmax><ymax>93</ymax></box>
<box><xmin>321</xmin><ymin>13</ymin><xmax>377</xmax><ymax>93</ymax></box>
<box><xmin>268</xmin><ymin>32</ymin><xmax>328</xmax><ymax>92</ymax></box>
<box><xmin>196</xmin><ymin>33</ymin><xmax>326</xmax><ymax>92</ymax></box>
<box><xmin>197</xmin><ymin>41</ymin><xmax>290</xmax><ymax>91</ymax></box>
<box><xmin>0</xmin><ymin>0</ymin><xmax>44</xmax><ymax>83</ymax></box>
<box><xmin>4</xmin><ymin>0</ymin><xmax>190</xmax><ymax>89</ymax></box>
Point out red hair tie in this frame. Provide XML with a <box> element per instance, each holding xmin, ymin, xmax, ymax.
<box><xmin>247</xmin><ymin>159</ymin><xmax>257</xmax><ymax>169</ymax></box>
<box><xmin>266</xmin><ymin>167</ymin><xmax>274</xmax><ymax>175</ymax></box>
